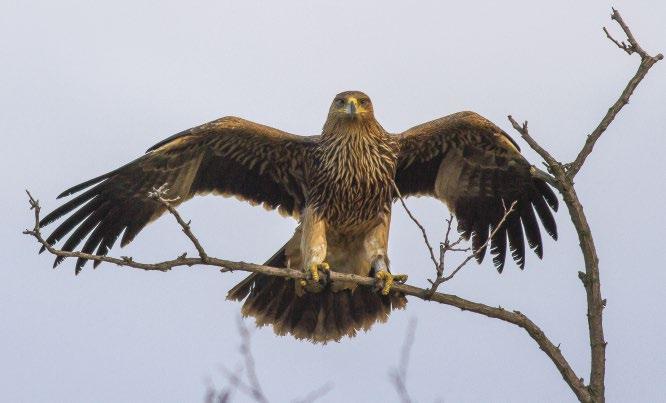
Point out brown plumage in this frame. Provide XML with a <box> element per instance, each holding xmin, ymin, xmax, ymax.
<box><xmin>40</xmin><ymin>90</ymin><xmax>558</xmax><ymax>343</ymax></box>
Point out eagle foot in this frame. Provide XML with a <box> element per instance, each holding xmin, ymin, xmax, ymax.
<box><xmin>298</xmin><ymin>262</ymin><xmax>330</xmax><ymax>293</ymax></box>
<box><xmin>375</xmin><ymin>270</ymin><xmax>408</xmax><ymax>296</ymax></box>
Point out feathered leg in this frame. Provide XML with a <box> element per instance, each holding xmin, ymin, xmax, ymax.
<box><xmin>365</xmin><ymin>214</ymin><xmax>407</xmax><ymax>295</ymax></box>
<box><xmin>299</xmin><ymin>207</ymin><xmax>330</xmax><ymax>294</ymax></box>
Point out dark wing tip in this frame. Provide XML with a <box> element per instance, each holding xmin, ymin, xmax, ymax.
<box><xmin>56</xmin><ymin>154</ymin><xmax>151</xmax><ymax>201</ymax></box>
<box><xmin>490</xmin><ymin>227</ymin><xmax>508</xmax><ymax>273</ymax></box>
<box><xmin>53</xmin><ymin>255</ymin><xmax>64</xmax><ymax>269</ymax></box>
<box><xmin>75</xmin><ymin>258</ymin><xmax>86</xmax><ymax>274</ymax></box>
<box><xmin>535</xmin><ymin>178</ymin><xmax>559</xmax><ymax>211</ymax></box>
<box><xmin>56</xmin><ymin>174</ymin><xmax>109</xmax><ymax>199</ymax></box>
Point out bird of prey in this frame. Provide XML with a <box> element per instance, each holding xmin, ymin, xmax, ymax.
<box><xmin>40</xmin><ymin>91</ymin><xmax>558</xmax><ymax>343</ymax></box>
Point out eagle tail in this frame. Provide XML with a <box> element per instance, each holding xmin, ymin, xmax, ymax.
<box><xmin>227</xmin><ymin>245</ymin><xmax>407</xmax><ymax>343</ymax></box>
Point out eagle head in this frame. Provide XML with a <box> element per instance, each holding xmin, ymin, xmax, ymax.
<box><xmin>328</xmin><ymin>91</ymin><xmax>375</xmax><ymax>121</ymax></box>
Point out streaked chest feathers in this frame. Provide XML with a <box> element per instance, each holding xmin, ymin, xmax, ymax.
<box><xmin>309</xmin><ymin>126</ymin><xmax>398</xmax><ymax>230</ymax></box>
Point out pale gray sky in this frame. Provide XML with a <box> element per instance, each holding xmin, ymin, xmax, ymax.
<box><xmin>2</xmin><ymin>1</ymin><xmax>665</xmax><ymax>402</ymax></box>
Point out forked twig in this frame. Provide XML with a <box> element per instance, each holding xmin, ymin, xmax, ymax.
<box><xmin>148</xmin><ymin>184</ymin><xmax>209</xmax><ymax>261</ymax></box>
<box><xmin>426</xmin><ymin>201</ymin><xmax>517</xmax><ymax>297</ymax></box>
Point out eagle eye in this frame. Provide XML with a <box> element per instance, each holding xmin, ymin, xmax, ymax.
<box><xmin>335</xmin><ymin>98</ymin><xmax>345</xmax><ymax>107</ymax></box>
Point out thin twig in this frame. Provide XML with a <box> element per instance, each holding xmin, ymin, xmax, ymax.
<box><xmin>148</xmin><ymin>184</ymin><xmax>209</xmax><ymax>261</ymax></box>
<box><xmin>604</xmin><ymin>8</ymin><xmax>654</xmax><ymax>58</ymax></box>
<box><xmin>426</xmin><ymin>201</ymin><xmax>517</xmax><ymax>297</ymax></box>
<box><xmin>392</xmin><ymin>181</ymin><xmax>439</xmax><ymax>271</ymax></box>
<box><xmin>602</xmin><ymin>27</ymin><xmax>632</xmax><ymax>56</ymax></box>
<box><xmin>437</xmin><ymin>215</ymin><xmax>457</xmax><ymax>279</ymax></box>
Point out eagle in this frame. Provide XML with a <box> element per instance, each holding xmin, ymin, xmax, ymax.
<box><xmin>39</xmin><ymin>91</ymin><xmax>558</xmax><ymax>343</ymax></box>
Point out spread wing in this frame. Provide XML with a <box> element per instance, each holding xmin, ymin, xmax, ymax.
<box><xmin>40</xmin><ymin>116</ymin><xmax>315</xmax><ymax>273</ymax></box>
<box><xmin>394</xmin><ymin>111</ymin><xmax>558</xmax><ymax>272</ymax></box>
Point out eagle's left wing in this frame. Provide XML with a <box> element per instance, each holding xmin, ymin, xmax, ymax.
<box><xmin>394</xmin><ymin>112</ymin><xmax>558</xmax><ymax>272</ymax></box>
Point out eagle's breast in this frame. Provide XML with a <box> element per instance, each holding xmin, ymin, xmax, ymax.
<box><xmin>308</xmin><ymin>124</ymin><xmax>398</xmax><ymax>232</ymax></box>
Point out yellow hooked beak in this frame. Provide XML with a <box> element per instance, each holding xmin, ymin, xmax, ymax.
<box><xmin>344</xmin><ymin>97</ymin><xmax>359</xmax><ymax>116</ymax></box>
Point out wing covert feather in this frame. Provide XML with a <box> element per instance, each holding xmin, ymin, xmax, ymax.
<box><xmin>395</xmin><ymin>112</ymin><xmax>558</xmax><ymax>272</ymax></box>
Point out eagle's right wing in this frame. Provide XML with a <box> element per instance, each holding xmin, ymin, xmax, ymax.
<box><xmin>40</xmin><ymin>116</ymin><xmax>315</xmax><ymax>273</ymax></box>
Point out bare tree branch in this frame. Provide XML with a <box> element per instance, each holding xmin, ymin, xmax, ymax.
<box><xmin>567</xmin><ymin>8</ymin><xmax>663</xmax><ymax>178</ymax></box>
<box><xmin>506</xmin><ymin>10</ymin><xmax>661</xmax><ymax>402</ymax></box>
<box><xmin>506</xmin><ymin>119</ymin><xmax>603</xmax><ymax>402</ymax></box>
<box><xmin>148</xmin><ymin>184</ymin><xmax>208</xmax><ymax>261</ymax></box>
<box><xmin>392</xmin><ymin>182</ymin><xmax>439</xmax><ymax>271</ymax></box>
<box><xmin>393</xmin><ymin>179</ymin><xmax>519</xmax><ymax>297</ymax></box>
<box><xmin>25</xmin><ymin>190</ymin><xmax>589</xmax><ymax>403</ymax></box>
<box><xmin>507</xmin><ymin>117</ymin><xmax>562</xmax><ymax>171</ymax></box>
<box><xmin>426</xmin><ymin>201</ymin><xmax>517</xmax><ymax>297</ymax></box>
<box><xmin>603</xmin><ymin>8</ymin><xmax>659</xmax><ymax>59</ymax></box>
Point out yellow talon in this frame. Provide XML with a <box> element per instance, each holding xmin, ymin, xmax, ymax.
<box><xmin>376</xmin><ymin>271</ymin><xmax>408</xmax><ymax>295</ymax></box>
<box><xmin>310</xmin><ymin>263</ymin><xmax>320</xmax><ymax>282</ymax></box>
<box><xmin>307</xmin><ymin>262</ymin><xmax>330</xmax><ymax>284</ymax></box>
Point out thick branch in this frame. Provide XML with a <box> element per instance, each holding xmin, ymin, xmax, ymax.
<box><xmin>25</xmin><ymin>191</ymin><xmax>590</xmax><ymax>403</ymax></box>
<box><xmin>507</xmin><ymin>10</ymin><xmax>661</xmax><ymax>403</ymax></box>
<box><xmin>507</xmin><ymin>118</ymin><xmax>605</xmax><ymax>402</ymax></box>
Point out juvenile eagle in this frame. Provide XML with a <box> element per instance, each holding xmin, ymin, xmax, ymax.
<box><xmin>40</xmin><ymin>91</ymin><xmax>558</xmax><ymax>343</ymax></box>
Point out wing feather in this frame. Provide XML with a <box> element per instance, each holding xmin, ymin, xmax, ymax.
<box><xmin>395</xmin><ymin>111</ymin><xmax>558</xmax><ymax>271</ymax></box>
<box><xmin>506</xmin><ymin>212</ymin><xmax>526</xmax><ymax>269</ymax></box>
<box><xmin>41</xmin><ymin>116</ymin><xmax>315</xmax><ymax>272</ymax></box>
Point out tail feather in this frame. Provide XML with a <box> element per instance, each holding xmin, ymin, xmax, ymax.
<box><xmin>226</xmin><ymin>244</ymin><xmax>407</xmax><ymax>343</ymax></box>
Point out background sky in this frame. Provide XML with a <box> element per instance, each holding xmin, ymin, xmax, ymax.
<box><xmin>2</xmin><ymin>1</ymin><xmax>665</xmax><ymax>402</ymax></box>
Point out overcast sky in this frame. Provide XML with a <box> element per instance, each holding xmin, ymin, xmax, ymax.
<box><xmin>2</xmin><ymin>1</ymin><xmax>665</xmax><ymax>402</ymax></box>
